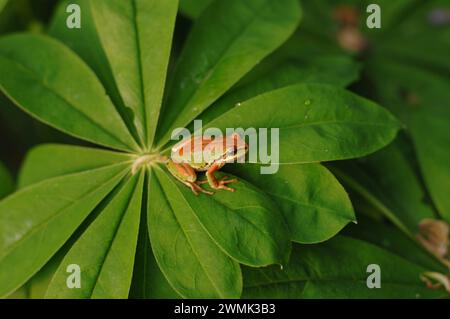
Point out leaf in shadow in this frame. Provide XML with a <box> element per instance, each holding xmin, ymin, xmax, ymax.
<box><xmin>243</xmin><ymin>236</ymin><xmax>448</xmax><ymax>298</ymax></box>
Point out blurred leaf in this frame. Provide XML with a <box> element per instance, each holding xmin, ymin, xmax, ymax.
<box><xmin>18</xmin><ymin>144</ymin><xmax>133</xmax><ymax>188</ymax></box>
<box><xmin>46</xmin><ymin>172</ymin><xmax>144</xmax><ymax>298</ymax></box>
<box><xmin>368</xmin><ymin>61</ymin><xmax>450</xmax><ymax>222</ymax></box>
<box><xmin>0</xmin><ymin>161</ymin><xmax>13</xmax><ymax>198</ymax></box>
<box><xmin>243</xmin><ymin>236</ymin><xmax>447</xmax><ymax>298</ymax></box>
<box><xmin>378</xmin><ymin>35</ymin><xmax>450</xmax><ymax>79</ymax></box>
<box><xmin>148</xmin><ymin>168</ymin><xmax>242</xmax><ymax>298</ymax></box>
<box><xmin>0</xmin><ymin>164</ymin><xmax>128</xmax><ymax>297</ymax></box>
<box><xmin>205</xmin><ymin>84</ymin><xmax>401</xmax><ymax>164</ymax></box>
<box><xmin>156</xmin><ymin>0</ymin><xmax>301</xmax><ymax>146</ymax></box>
<box><xmin>178</xmin><ymin>0</ymin><xmax>212</xmax><ymax>19</ymax></box>
<box><xmin>0</xmin><ymin>0</ymin><xmax>7</xmax><ymax>13</ymax></box>
<box><xmin>227</xmin><ymin>163</ymin><xmax>355</xmax><ymax>244</ymax></box>
<box><xmin>0</xmin><ymin>34</ymin><xmax>139</xmax><ymax>152</ymax></box>
<box><xmin>344</xmin><ymin>215</ymin><xmax>447</xmax><ymax>273</ymax></box>
<box><xmin>331</xmin><ymin>141</ymin><xmax>437</xmax><ymax>235</ymax></box>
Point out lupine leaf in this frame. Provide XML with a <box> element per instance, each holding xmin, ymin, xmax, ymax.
<box><xmin>156</xmin><ymin>0</ymin><xmax>301</xmax><ymax>146</ymax></box>
<box><xmin>148</xmin><ymin>168</ymin><xmax>242</xmax><ymax>298</ymax></box>
<box><xmin>227</xmin><ymin>163</ymin><xmax>355</xmax><ymax>243</ymax></box>
<box><xmin>205</xmin><ymin>84</ymin><xmax>401</xmax><ymax>164</ymax></box>
<box><xmin>0</xmin><ymin>34</ymin><xmax>139</xmax><ymax>152</ymax></box>
<box><xmin>0</xmin><ymin>164</ymin><xmax>129</xmax><ymax>297</ymax></box>
<box><xmin>45</xmin><ymin>172</ymin><xmax>144</xmax><ymax>298</ymax></box>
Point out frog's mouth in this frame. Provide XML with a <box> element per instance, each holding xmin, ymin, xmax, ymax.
<box><xmin>131</xmin><ymin>153</ymin><xmax>167</xmax><ymax>174</ymax></box>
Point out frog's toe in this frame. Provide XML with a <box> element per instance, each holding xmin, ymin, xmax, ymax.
<box><xmin>215</xmin><ymin>178</ymin><xmax>239</xmax><ymax>192</ymax></box>
<box><xmin>190</xmin><ymin>182</ymin><xmax>214</xmax><ymax>195</ymax></box>
<box><xmin>219</xmin><ymin>176</ymin><xmax>239</xmax><ymax>185</ymax></box>
<box><xmin>218</xmin><ymin>184</ymin><xmax>236</xmax><ymax>192</ymax></box>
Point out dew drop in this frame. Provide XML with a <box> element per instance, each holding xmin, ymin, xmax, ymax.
<box><xmin>236</xmin><ymin>102</ymin><xmax>241</xmax><ymax>107</ymax></box>
<box><xmin>304</xmin><ymin>99</ymin><xmax>312</xmax><ymax>106</ymax></box>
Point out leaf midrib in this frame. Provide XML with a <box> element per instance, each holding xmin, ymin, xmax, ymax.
<box><xmin>131</xmin><ymin>0</ymin><xmax>148</xmax><ymax>147</ymax></box>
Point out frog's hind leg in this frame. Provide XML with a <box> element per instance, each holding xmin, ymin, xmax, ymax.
<box><xmin>167</xmin><ymin>159</ymin><xmax>213</xmax><ymax>195</ymax></box>
<box><xmin>185</xmin><ymin>181</ymin><xmax>214</xmax><ymax>196</ymax></box>
<box><xmin>206</xmin><ymin>164</ymin><xmax>239</xmax><ymax>192</ymax></box>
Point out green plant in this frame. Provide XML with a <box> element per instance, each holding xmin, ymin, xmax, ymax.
<box><xmin>0</xmin><ymin>0</ymin><xmax>448</xmax><ymax>299</ymax></box>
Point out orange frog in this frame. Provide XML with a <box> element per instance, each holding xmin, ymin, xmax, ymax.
<box><xmin>166</xmin><ymin>133</ymin><xmax>248</xmax><ymax>195</ymax></box>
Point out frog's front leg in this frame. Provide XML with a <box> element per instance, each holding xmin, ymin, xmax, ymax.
<box><xmin>166</xmin><ymin>159</ymin><xmax>213</xmax><ymax>195</ymax></box>
<box><xmin>204</xmin><ymin>164</ymin><xmax>239</xmax><ymax>192</ymax></box>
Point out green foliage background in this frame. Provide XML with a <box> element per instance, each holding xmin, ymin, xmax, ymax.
<box><xmin>0</xmin><ymin>0</ymin><xmax>449</xmax><ymax>299</ymax></box>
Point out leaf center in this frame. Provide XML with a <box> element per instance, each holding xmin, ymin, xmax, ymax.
<box><xmin>131</xmin><ymin>154</ymin><xmax>167</xmax><ymax>174</ymax></box>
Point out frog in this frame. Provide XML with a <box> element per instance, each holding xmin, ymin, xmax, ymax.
<box><xmin>166</xmin><ymin>133</ymin><xmax>248</xmax><ymax>195</ymax></box>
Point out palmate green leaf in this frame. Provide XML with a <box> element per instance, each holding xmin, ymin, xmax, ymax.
<box><xmin>148</xmin><ymin>168</ymin><xmax>242</xmax><ymax>298</ymax></box>
<box><xmin>368</xmin><ymin>61</ymin><xmax>450</xmax><ymax>222</ymax></box>
<box><xmin>178</xmin><ymin>0</ymin><xmax>212</xmax><ymax>19</ymax></box>
<box><xmin>16</xmin><ymin>146</ymin><xmax>134</xmax><ymax>299</ymax></box>
<box><xmin>156</xmin><ymin>0</ymin><xmax>302</xmax><ymax>147</ymax></box>
<box><xmin>0</xmin><ymin>161</ymin><xmax>13</xmax><ymax>199</ymax></box>
<box><xmin>0</xmin><ymin>164</ymin><xmax>129</xmax><ymax>298</ymax></box>
<box><xmin>0</xmin><ymin>34</ymin><xmax>139</xmax><ymax>152</ymax></box>
<box><xmin>155</xmin><ymin>167</ymin><xmax>291</xmax><ymax>267</ymax></box>
<box><xmin>46</xmin><ymin>172</ymin><xmax>144</xmax><ymax>299</ymax></box>
<box><xmin>331</xmin><ymin>140</ymin><xmax>437</xmax><ymax>236</ymax></box>
<box><xmin>226</xmin><ymin>163</ymin><xmax>355</xmax><ymax>244</ymax></box>
<box><xmin>195</xmin><ymin>56</ymin><xmax>360</xmax><ymax>127</ymax></box>
<box><xmin>49</xmin><ymin>0</ymin><xmax>178</xmax><ymax>147</ymax></box>
<box><xmin>243</xmin><ymin>236</ymin><xmax>447</xmax><ymax>299</ymax></box>
<box><xmin>18</xmin><ymin>144</ymin><xmax>134</xmax><ymax>188</ymax></box>
<box><xmin>205</xmin><ymin>83</ymin><xmax>401</xmax><ymax>164</ymax></box>
<box><xmin>88</xmin><ymin>0</ymin><xmax>178</xmax><ymax>147</ymax></box>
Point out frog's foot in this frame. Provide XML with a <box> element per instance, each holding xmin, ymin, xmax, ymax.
<box><xmin>186</xmin><ymin>181</ymin><xmax>214</xmax><ymax>196</ymax></box>
<box><xmin>213</xmin><ymin>176</ymin><xmax>239</xmax><ymax>192</ymax></box>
